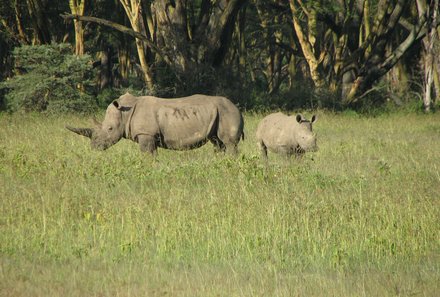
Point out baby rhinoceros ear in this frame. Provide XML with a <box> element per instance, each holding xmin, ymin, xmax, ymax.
<box><xmin>311</xmin><ymin>114</ymin><xmax>317</xmax><ymax>123</ymax></box>
<box><xmin>296</xmin><ymin>114</ymin><xmax>305</xmax><ymax>123</ymax></box>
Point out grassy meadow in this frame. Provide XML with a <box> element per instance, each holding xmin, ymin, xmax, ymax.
<box><xmin>0</xmin><ymin>110</ymin><xmax>439</xmax><ymax>296</ymax></box>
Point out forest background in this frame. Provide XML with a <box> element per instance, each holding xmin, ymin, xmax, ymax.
<box><xmin>1</xmin><ymin>2</ymin><xmax>440</xmax><ymax>295</ymax></box>
<box><xmin>0</xmin><ymin>0</ymin><xmax>439</xmax><ymax>114</ymax></box>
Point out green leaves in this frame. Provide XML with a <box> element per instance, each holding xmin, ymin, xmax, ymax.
<box><xmin>0</xmin><ymin>43</ymin><xmax>98</xmax><ymax>113</ymax></box>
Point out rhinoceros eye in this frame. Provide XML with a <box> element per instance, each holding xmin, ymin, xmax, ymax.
<box><xmin>108</xmin><ymin>126</ymin><xmax>113</xmax><ymax>131</ymax></box>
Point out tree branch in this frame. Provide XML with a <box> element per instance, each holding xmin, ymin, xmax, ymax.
<box><xmin>60</xmin><ymin>13</ymin><xmax>169</xmax><ymax>62</ymax></box>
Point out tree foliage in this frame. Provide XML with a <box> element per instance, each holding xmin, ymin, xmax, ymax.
<box><xmin>0</xmin><ymin>43</ymin><xmax>97</xmax><ymax>113</ymax></box>
<box><xmin>0</xmin><ymin>0</ymin><xmax>439</xmax><ymax>112</ymax></box>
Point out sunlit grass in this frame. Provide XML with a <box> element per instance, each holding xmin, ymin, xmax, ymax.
<box><xmin>0</xmin><ymin>111</ymin><xmax>439</xmax><ymax>296</ymax></box>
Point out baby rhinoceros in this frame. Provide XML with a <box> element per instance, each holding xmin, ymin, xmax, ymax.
<box><xmin>256</xmin><ymin>112</ymin><xmax>317</xmax><ymax>160</ymax></box>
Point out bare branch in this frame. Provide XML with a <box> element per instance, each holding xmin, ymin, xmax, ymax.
<box><xmin>60</xmin><ymin>13</ymin><xmax>169</xmax><ymax>62</ymax></box>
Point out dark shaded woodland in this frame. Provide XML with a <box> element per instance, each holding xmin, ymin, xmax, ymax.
<box><xmin>1</xmin><ymin>0</ymin><xmax>439</xmax><ymax>112</ymax></box>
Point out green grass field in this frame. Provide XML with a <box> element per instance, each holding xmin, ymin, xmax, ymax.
<box><xmin>0</xmin><ymin>111</ymin><xmax>439</xmax><ymax>296</ymax></box>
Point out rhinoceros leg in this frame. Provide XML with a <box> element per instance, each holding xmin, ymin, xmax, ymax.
<box><xmin>138</xmin><ymin>134</ymin><xmax>157</xmax><ymax>156</ymax></box>
<box><xmin>210</xmin><ymin>136</ymin><xmax>226</xmax><ymax>153</ymax></box>
<box><xmin>215</xmin><ymin>132</ymin><xmax>240</xmax><ymax>155</ymax></box>
<box><xmin>216</xmin><ymin>113</ymin><xmax>243</xmax><ymax>155</ymax></box>
<box><xmin>258</xmin><ymin>141</ymin><xmax>268</xmax><ymax>160</ymax></box>
<box><xmin>225</xmin><ymin>143</ymin><xmax>239</xmax><ymax>155</ymax></box>
<box><xmin>210</xmin><ymin>136</ymin><xmax>239</xmax><ymax>155</ymax></box>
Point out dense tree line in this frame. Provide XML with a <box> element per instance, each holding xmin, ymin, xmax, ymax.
<box><xmin>0</xmin><ymin>0</ymin><xmax>439</xmax><ymax>113</ymax></box>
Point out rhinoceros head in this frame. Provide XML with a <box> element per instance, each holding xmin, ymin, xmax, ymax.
<box><xmin>66</xmin><ymin>100</ymin><xmax>125</xmax><ymax>150</ymax></box>
<box><xmin>295</xmin><ymin>114</ymin><xmax>317</xmax><ymax>152</ymax></box>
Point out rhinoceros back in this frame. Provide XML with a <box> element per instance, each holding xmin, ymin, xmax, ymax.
<box><xmin>125</xmin><ymin>94</ymin><xmax>243</xmax><ymax>151</ymax></box>
<box><xmin>157</xmin><ymin>103</ymin><xmax>218</xmax><ymax>149</ymax></box>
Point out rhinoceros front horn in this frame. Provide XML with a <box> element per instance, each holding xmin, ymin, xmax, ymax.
<box><xmin>66</xmin><ymin>126</ymin><xmax>94</xmax><ymax>138</ymax></box>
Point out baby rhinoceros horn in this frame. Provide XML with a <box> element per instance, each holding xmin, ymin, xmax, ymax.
<box><xmin>66</xmin><ymin>126</ymin><xmax>94</xmax><ymax>138</ymax></box>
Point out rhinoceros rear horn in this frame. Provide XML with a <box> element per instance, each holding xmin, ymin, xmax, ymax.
<box><xmin>92</xmin><ymin>117</ymin><xmax>102</xmax><ymax>127</ymax></box>
<box><xmin>66</xmin><ymin>126</ymin><xmax>94</xmax><ymax>138</ymax></box>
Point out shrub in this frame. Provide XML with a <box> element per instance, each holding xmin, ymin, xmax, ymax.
<box><xmin>0</xmin><ymin>43</ymin><xmax>98</xmax><ymax>113</ymax></box>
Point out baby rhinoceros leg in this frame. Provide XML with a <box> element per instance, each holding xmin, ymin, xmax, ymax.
<box><xmin>258</xmin><ymin>141</ymin><xmax>268</xmax><ymax>160</ymax></box>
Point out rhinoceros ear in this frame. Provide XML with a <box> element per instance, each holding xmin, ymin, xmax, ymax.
<box><xmin>112</xmin><ymin>100</ymin><xmax>121</xmax><ymax>110</ymax></box>
<box><xmin>66</xmin><ymin>126</ymin><xmax>94</xmax><ymax>138</ymax></box>
<box><xmin>311</xmin><ymin>115</ymin><xmax>317</xmax><ymax>123</ymax></box>
<box><xmin>296</xmin><ymin>114</ymin><xmax>304</xmax><ymax>123</ymax></box>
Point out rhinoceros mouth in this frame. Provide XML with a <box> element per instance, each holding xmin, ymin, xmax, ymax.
<box><xmin>90</xmin><ymin>138</ymin><xmax>116</xmax><ymax>151</ymax></box>
<box><xmin>91</xmin><ymin>135</ymin><xmax>121</xmax><ymax>151</ymax></box>
<box><xmin>295</xmin><ymin>146</ymin><xmax>305</xmax><ymax>154</ymax></box>
<box><xmin>296</xmin><ymin>145</ymin><xmax>318</xmax><ymax>153</ymax></box>
<box><xmin>91</xmin><ymin>143</ymin><xmax>109</xmax><ymax>151</ymax></box>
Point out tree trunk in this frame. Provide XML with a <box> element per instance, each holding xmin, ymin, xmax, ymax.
<box><xmin>118</xmin><ymin>31</ymin><xmax>130</xmax><ymax>87</ymax></box>
<box><xmin>289</xmin><ymin>0</ymin><xmax>325</xmax><ymax>89</ymax></box>
<box><xmin>433</xmin><ymin>62</ymin><xmax>440</xmax><ymax>104</ymax></box>
<box><xmin>14</xmin><ymin>0</ymin><xmax>28</xmax><ymax>44</ymax></box>
<box><xmin>256</xmin><ymin>1</ymin><xmax>276</xmax><ymax>93</ymax></box>
<box><xmin>119</xmin><ymin>0</ymin><xmax>154</xmax><ymax>90</ymax></box>
<box><xmin>69</xmin><ymin>0</ymin><xmax>86</xmax><ymax>55</ymax></box>
<box><xmin>341</xmin><ymin>0</ymin><xmax>434</xmax><ymax>104</ymax></box>
<box><xmin>333</xmin><ymin>31</ymin><xmax>348</xmax><ymax>92</ymax></box>
<box><xmin>99</xmin><ymin>46</ymin><xmax>113</xmax><ymax>90</ymax></box>
<box><xmin>62</xmin><ymin>0</ymin><xmax>247</xmax><ymax>93</ymax></box>
<box><xmin>417</xmin><ymin>0</ymin><xmax>439</xmax><ymax>112</ymax></box>
<box><xmin>26</xmin><ymin>0</ymin><xmax>51</xmax><ymax>44</ymax></box>
<box><xmin>151</xmin><ymin>0</ymin><xmax>192</xmax><ymax>74</ymax></box>
<box><xmin>237</xmin><ymin>5</ymin><xmax>247</xmax><ymax>81</ymax></box>
<box><xmin>198</xmin><ymin>0</ymin><xmax>247</xmax><ymax>66</ymax></box>
<box><xmin>269</xmin><ymin>19</ymin><xmax>284</xmax><ymax>94</ymax></box>
<box><xmin>423</xmin><ymin>51</ymin><xmax>434</xmax><ymax>112</ymax></box>
<box><xmin>362</xmin><ymin>0</ymin><xmax>371</xmax><ymax>54</ymax></box>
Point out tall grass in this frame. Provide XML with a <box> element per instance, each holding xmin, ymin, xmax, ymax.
<box><xmin>0</xmin><ymin>111</ymin><xmax>439</xmax><ymax>296</ymax></box>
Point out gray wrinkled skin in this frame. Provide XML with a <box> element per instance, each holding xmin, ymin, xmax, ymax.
<box><xmin>67</xmin><ymin>93</ymin><xmax>244</xmax><ymax>155</ymax></box>
<box><xmin>255</xmin><ymin>112</ymin><xmax>317</xmax><ymax>160</ymax></box>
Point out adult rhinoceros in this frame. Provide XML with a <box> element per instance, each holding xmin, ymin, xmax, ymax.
<box><xmin>67</xmin><ymin>93</ymin><xmax>244</xmax><ymax>155</ymax></box>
